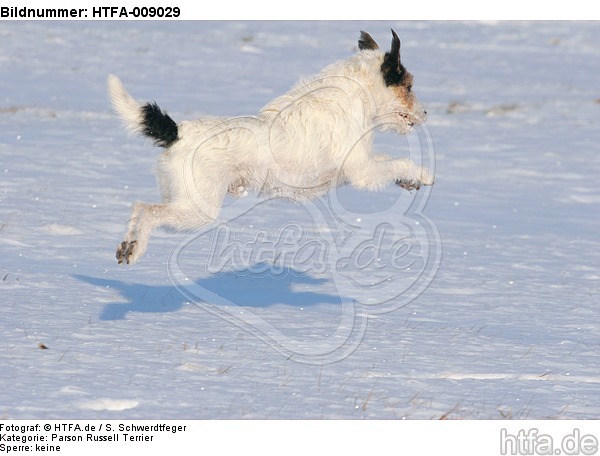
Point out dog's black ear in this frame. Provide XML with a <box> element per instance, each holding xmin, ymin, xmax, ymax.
<box><xmin>358</xmin><ymin>31</ymin><xmax>379</xmax><ymax>51</ymax></box>
<box><xmin>381</xmin><ymin>29</ymin><xmax>407</xmax><ymax>86</ymax></box>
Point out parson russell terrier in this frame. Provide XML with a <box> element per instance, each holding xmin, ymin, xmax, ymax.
<box><xmin>108</xmin><ymin>30</ymin><xmax>433</xmax><ymax>265</ymax></box>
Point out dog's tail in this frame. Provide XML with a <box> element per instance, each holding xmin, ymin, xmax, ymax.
<box><xmin>107</xmin><ymin>74</ymin><xmax>178</xmax><ymax>148</ymax></box>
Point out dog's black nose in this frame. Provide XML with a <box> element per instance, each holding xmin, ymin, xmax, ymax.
<box><xmin>424</xmin><ymin>109</ymin><xmax>427</xmax><ymax>115</ymax></box>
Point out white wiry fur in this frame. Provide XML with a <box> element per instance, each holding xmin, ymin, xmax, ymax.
<box><xmin>109</xmin><ymin>30</ymin><xmax>434</xmax><ymax>264</ymax></box>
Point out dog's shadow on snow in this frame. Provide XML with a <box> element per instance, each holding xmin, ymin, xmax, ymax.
<box><xmin>73</xmin><ymin>268</ymin><xmax>341</xmax><ymax>321</ymax></box>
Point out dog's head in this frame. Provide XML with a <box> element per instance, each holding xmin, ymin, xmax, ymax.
<box><xmin>359</xmin><ymin>30</ymin><xmax>426</xmax><ymax>134</ymax></box>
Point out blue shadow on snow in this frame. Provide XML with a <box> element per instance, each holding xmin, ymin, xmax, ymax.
<box><xmin>73</xmin><ymin>267</ymin><xmax>341</xmax><ymax>321</ymax></box>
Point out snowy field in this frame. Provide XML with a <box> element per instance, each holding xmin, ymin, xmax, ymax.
<box><xmin>1</xmin><ymin>21</ymin><xmax>599</xmax><ymax>419</ymax></box>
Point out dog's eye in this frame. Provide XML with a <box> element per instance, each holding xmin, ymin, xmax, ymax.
<box><xmin>406</xmin><ymin>84</ymin><xmax>412</xmax><ymax>93</ymax></box>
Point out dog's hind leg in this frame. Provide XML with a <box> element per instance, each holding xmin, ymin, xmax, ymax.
<box><xmin>116</xmin><ymin>202</ymin><xmax>145</xmax><ymax>264</ymax></box>
<box><xmin>116</xmin><ymin>202</ymin><xmax>190</xmax><ymax>264</ymax></box>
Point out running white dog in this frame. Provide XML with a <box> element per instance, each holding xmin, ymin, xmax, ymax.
<box><xmin>109</xmin><ymin>30</ymin><xmax>433</xmax><ymax>265</ymax></box>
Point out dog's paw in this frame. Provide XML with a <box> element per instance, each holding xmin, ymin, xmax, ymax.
<box><xmin>395</xmin><ymin>167</ymin><xmax>434</xmax><ymax>191</ymax></box>
<box><xmin>228</xmin><ymin>178</ymin><xmax>249</xmax><ymax>198</ymax></box>
<box><xmin>116</xmin><ymin>240</ymin><xmax>137</xmax><ymax>265</ymax></box>
<box><xmin>395</xmin><ymin>178</ymin><xmax>421</xmax><ymax>191</ymax></box>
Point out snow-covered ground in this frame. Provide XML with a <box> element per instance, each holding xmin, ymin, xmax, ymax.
<box><xmin>1</xmin><ymin>21</ymin><xmax>599</xmax><ymax>419</ymax></box>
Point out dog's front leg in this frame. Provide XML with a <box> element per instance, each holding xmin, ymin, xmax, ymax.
<box><xmin>345</xmin><ymin>156</ymin><xmax>433</xmax><ymax>191</ymax></box>
<box><xmin>394</xmin><ymin>160</ymin><xmax>434</xmax><ymax>190</ymax></box>
<box><xmin>393</xmin><ymin>158</ymin><xmax>434</xmax><ymax>190</ymax></box>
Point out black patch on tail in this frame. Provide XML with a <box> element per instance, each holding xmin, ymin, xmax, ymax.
<box><xmin>141</xmin><ymin>102</ymin><xmax>178</xmax><ymax>148</ymax></box>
